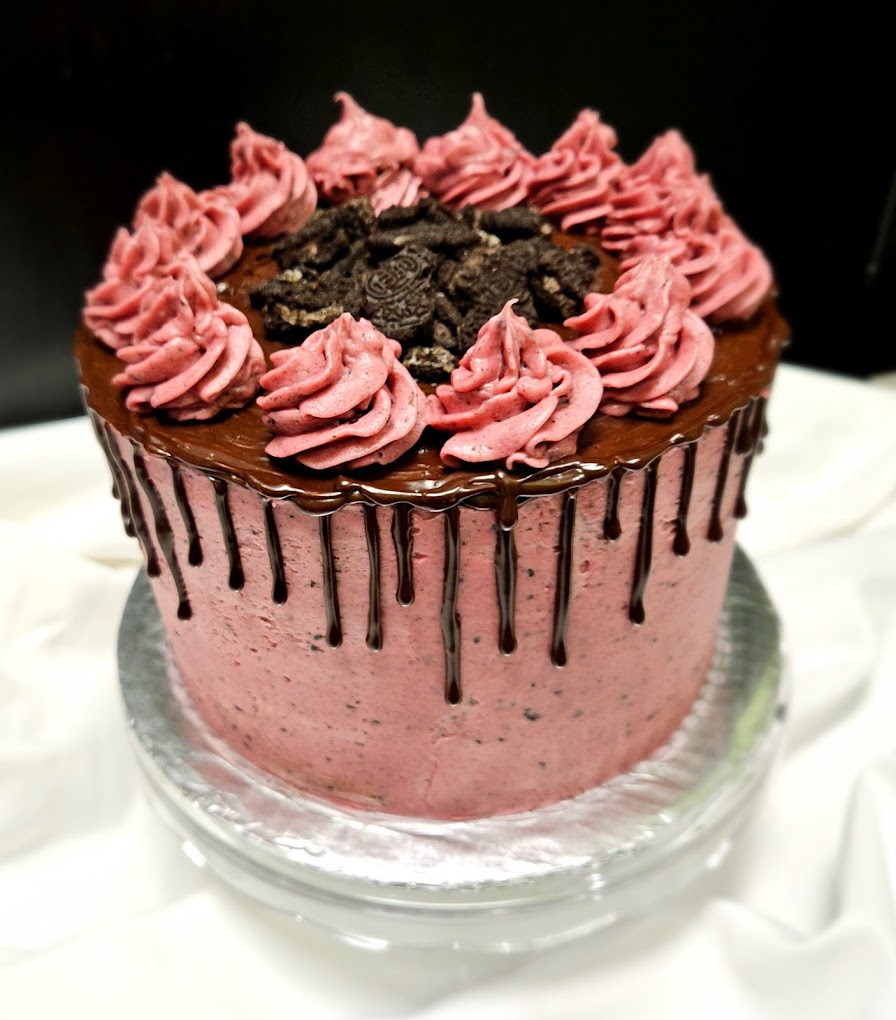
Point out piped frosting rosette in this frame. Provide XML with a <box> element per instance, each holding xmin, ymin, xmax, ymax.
<box><xmin>258</xmin><ymin>313</ymin><xmax>427</xmax><ymax>470</ymax></box>
<box><xmin>222</xmin><ymin>122</ymin><xmax>317</xmax><ymax>238</ymax></box>
<box><xmin>307</xmin><ymin>93</ymin><xmax>425</xmax><ymax>213</ymax></box>
<box><xmin>111</xmin><ymin>257</ymin><xmax>265</xmax><ymax>421</ymax></box>
<box><xmin>415</xmin><ymin>93</ymin><xmax>535</xmax><ymax>211</ymax></box>
<box><xmin>133</xmin><ymin>172</ymin><xmax>243</xmax><ymax>278</ymax></box>
<box><xmin>83</xmin><ymin>219</ymin><xmax>183</xmax><ymax>350</ymax></box>
<box><xmin>602</xmin><ymin>130</ymin><xmax>772</xmax><ymax>322</ymax></box>
<box><xmin>427</xmin><ymin>301</ymin><xmax>602</xmax><ymax>468</ymax></box>
<box><xmin>564</xmin><ymin>254</ymin><xmax>715</xmax><ymax>417</ymax></box>
<box><xmin>527</xmin><ymin>109</ymin><xmax>623</xmax><ymax>233</ymax></box>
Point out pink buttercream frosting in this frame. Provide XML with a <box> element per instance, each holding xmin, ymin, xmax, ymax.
<box><xmin>258</xmin><ymin>313</ymin><xmax>427</xmax><ymax>470</ymax></box>
<box><xmin>601</xmin><ymin>133</ymin><xmax>720</xmax><ymax>253</ymax></box>
<box><xmin>564</xmin><ymin>254</ymin><xmax>715</xmax><ymax>417</ymax></box>
<box><xmin>83</xmin><ymin>220</ymin><xmax>183</xmax><ymax>351</ymax></box>
<box><xmin>415</xmin><ymin>93</ymin><xmax>535</xmax><ymax>211</ymax></box>
<box><xmin>427</xmin><ymin>301</ymin><xmax>602</xmax><ymax>468</ymax></box>
<box><xmin>112</xmin><ymin>260</ymin><xmax>264</xmax><ymax>422</ymax></box>
<box><xmin>222</xmin><ymin>122</ymin><xmax>317</xmax><ymax>239</ymax></box>
<box><xmin>306</xmin><ymin>93</ymin><xmax>425</xmax><ymax>213</ymax></box>
<box><xmin>134</xmin><ymin>172</ymin><xmax>243</xmax><ymax>277</ymax></box>
<box><xmin>603</xmin><ymin>131</ymin><xmax>772</xmax><ymax>321</ymax></box>
<box><xmin>527</xmin><ymin>109</ymin><xmax>623</xmax><ymax>233</ymax></box>
<box><xmin>629</xmin><ymin>129</ymin><xmax>699</xmax><ymax>190</ymax></box>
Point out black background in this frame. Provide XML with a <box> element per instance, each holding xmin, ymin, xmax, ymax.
<box><xmin>2</xmin><ymin>1</ymin><xmax>892</xmax><ymax>426</ymax></box>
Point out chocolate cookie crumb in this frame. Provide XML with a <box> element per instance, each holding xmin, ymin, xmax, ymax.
<box><xmin>251</xmin><ymin>198</ymin><xmax>602</xmax><ymax>382</ymax></box>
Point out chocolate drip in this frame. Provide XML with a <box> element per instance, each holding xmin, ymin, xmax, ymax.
<box><xmin>170</xmin><ymin>462</ymin><xmax>202</xmax><ymax>566</ymax></box>
<box><xmin>441</xmin><ymin>507</ymin><xmax>462</xmax><ymax>704</ymax></box>
<box><xmin>758</xmin><ymin>405</ymin><xmax>770</xmax><ymax>453</ymax></box>
<box><xmin>494</xmin><ymin>521</ymin><xmax>518</xmax><ymax>655</ymax></box>
<box><xmin>604</xmin><ymin>468</ymin><xmax>623</xmax><ymax>540</ymax></box>
<box><xmin>673</xmin><ymin>442</ymin><xmax>697</xmax><ymax>556</ymax></box>
<box><xmin>735</xmin><ymin>397</ymin><xmax>757</xmax><ymax>455</ymax></box>
<box><xmin>391</xmin><ymin>504</ymin><xmax>415</xmax><ymax>605</ymax></box>
<box><xmin>551</xmin><ymin>490</ymin><xmax>577</xmax><ymax>667</ymax></box>
<box><xmin>100</xmin><ymin>423</ymin><xmax>158</xmax><ymax>574</ymax></box>
<box><xmin>262</xmin><ymin>499</ymin><xmax>287</xmax><ymax>604</ymax></box>
<box><xmin>630</xmin><ymin>461</ymin><xmax>658</xmax><ymax>625</ymax></box>
<box><xmin>87</xmin><ymin>410</ymin><xmax>122</xmax><ymax>505</ymax></box>
<box><xmin>734</xmin><ymin>397</ymin><xmax>767</xmax><ymax>519</ymax></box>
<box><xmin>319</xmin><ymin>514</ymin><xmax>342</xmax><ymax>647</ymax></box>
<box><xmin>90</xmin><ymin>412</ymin><xmax>135</xmax><ymax>538</ymax></box>
<box><xmin>364</xmin><ymin>504</ymin><xmax>382</xmax><ymax>651</ymax></box>
<box><xmin>212</xmin><ymin>477</ymin><xmax>244</xmax><ymax>590</ymax></box>
<box><xmin>131</xmin><ymin>444</ymin><xmax>191</xmax><ymax>619</ymax></box>
<box><xmin>708</xmin><ymin>409</ymin><xmax>742</xmax><ymax>542</ymax></box>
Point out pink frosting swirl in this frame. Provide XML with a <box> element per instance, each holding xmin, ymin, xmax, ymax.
<box><xmin>222</xmin><ymin>122</ymin><xmax>317</xmax><ymax>239</ymax></box>
<box><xmin>258</xmin><ymin>313</ymin><xmax>427</xmax><ymax>470</ymax></box>
<box><xmin>602</xmin><ymin>133</ymin><xmax>721</xmax><ymax>253</ymax></box>
<box><xmin>112</xmin><ymin>262</ymin><xmax>264</xmax><ymax>421</ymax></box>
<box><xmin>366</xmin><ymin>167</ymin><xmax>426</xmax><ymax>213</ymax></box>
<box><xmin>134</xmin><ymin>172</ymin><xmax>243</xmax><ymax>277</ymax></box>
<box><xmin>415</xmin><ymin>93</ymin><xmax>535</xmax><ymax>211</ymax></box>
<box><xmin>527</xmin><ymin>109</ymin><xmax>623</xmax><ymax>232</ymax></box>
<box><xmin>564</xmin><ymin>254</ymin><xmax>715</xmax><ymax>417</ymax></box>
<box><xmin>427</xmin><ymin>301</ymin><xmax>602</xmax><ymax>468</ymax></box>
<box><xmin>306</xmin><ymin>93</ymin><xmax>425</xmax><ymax>213</ymax></box>
<box><xmin>629</xmin><ymin>128</ymin><xmax>698</xmax><ymax>190</ymax></box>
<box><xmin>685</xmin><ymin>221</ymin><xmax>774</xmax><ymax>321</ymax></box>
<box><xmin>119</xmin><ymin>256</ymin><xmax>219</xmax><ymax>347</ymax></box>
<box><xmin>602</xmin><ymin>131</ymin><xmax>772</xmax><ymax>321</ymax></box>
<box><xmin>83</xmin><ymin>220</ymin><xmax>182</xmax><ymax>350</ymax></box>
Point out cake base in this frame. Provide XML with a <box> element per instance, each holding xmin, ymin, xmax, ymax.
<box><xmin>119</xmin><ymin>546</ymin><xmax>786</xmax><ymax>952</ymax></box>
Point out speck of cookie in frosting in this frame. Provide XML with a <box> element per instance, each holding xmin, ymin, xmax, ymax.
<box><xmin>250</xmin><ymin>197</ymin><xmax>603</xmax><ymax>383</ymax></box>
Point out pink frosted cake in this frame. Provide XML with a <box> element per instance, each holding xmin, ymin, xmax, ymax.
<box><xmin>76</xmin><ymin>94</ymin><xmax>786</xmax><ymax>819</ymax></box>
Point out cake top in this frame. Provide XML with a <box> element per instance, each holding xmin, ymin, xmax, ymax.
<box><xmin>80</xmin><ymin>94</ymin><xmax>776</xmax><ymax>474</ymax></box>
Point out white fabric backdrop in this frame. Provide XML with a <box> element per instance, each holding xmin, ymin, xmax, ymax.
<box><xmin>2</xmin><ymin>364</ymin><xmax>896</xmax><ymax>1019</ymax></box>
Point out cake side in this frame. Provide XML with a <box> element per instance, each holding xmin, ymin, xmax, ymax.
<box><xmin>92</xmin><ymin>411</ymin><xmax>751</xmax><ymax>818</ymax></box>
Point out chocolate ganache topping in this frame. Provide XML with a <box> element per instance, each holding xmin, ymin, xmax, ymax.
<box><xmin>78</xmin><ymin>95</ymin><xmax>788</xmax><ymax>503</ymax></box>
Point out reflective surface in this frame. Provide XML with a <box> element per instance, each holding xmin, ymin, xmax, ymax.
<box><xmin>119</xmin><ymin>547</ymin><xmax>786</xmax><ymax>951</ymax></box>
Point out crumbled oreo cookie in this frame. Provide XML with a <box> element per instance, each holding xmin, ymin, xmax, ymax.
<box><xmin>250</xmin><ymin>197</ymin><xmax>602</xmax><ymax>383</ymax></box>
<box><xmin>529</xmin><ymin>244</ymin><xmax>602</xmax><ymax>322</ymax></box>
<box><xmin>477</xmin><ymin>207</ymin><xmax>552</xmax><ymax>241</ymax></box>
<box><xmin>403</xmin><ymin>344</ymin><xmax>458</xmax><ymax>382</ymax></box>
<box><xmin>272</xmin><ymin>199</ymin><xmax>376</xmax><ymax>270</ymax></box>
<box><xmin>449</xmin><ymin>246</ymin><xmax>537</xmax><ymax>351</ymax></box>
<box><xmin>251</xmin><ymin>266</ymin><xmax>363</xmax><ymax>336</ymax></box>
<box><xmin>362</xmin><ymin>245</ymin><xmax>438</xmax><ymax>342</ymax></box>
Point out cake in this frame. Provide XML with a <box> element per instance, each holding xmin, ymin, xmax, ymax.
<box><xmin>75</xmin><ymin>94</ymin><xmax>786</xmax><ymax>820</ymax></box>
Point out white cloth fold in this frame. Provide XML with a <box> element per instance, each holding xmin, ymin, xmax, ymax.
<box><xmin>1</xmin><ymin>364</ymin><xmax>896</xmax><ymax>1018</ymax></box>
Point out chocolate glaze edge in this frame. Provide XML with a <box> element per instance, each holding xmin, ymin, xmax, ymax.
<box><xmin>74</xmin><ymin>230</ymin><xmax>789</xmax><ymax>513</ymax></box>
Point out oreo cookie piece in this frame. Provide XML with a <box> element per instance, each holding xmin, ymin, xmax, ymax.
<box><xmin>367</xmin><ymin>220</ymin><xmax>481</xmax><ymax>258</ymax></box>
<box><xmin>403</xmin><ymin>344</ymin><xmax>457</xmax><ymax>382</ymax></box>
<box><xmin>274</xmin><ymin>199</ymin><xmax>375</xmax><ymax>270</ymax></box>
<box><xmin>376</xmin><ymin>197</ymin><xmax>456</xmax><ymax>229</ymax></box>
<box><xmin>431</xmin><ymin>320</ymin><xmax>458</xmax><ymax>353</ymax></box>
<box><xmin>251</xmin><ymin>267</ymin><xmax>362</xmax><ymax>336</ymax></box>
<box><xmin>449</xmin><ymin>247</ymin><xmax>534</xmax><ymax>320</ymax></box>
<box><xmin>529</xmin><ymin>242</ymin><xmax>602</xmax><ymax>320</ymax></box>
<box><xmin>361</xmin><ymin>244</ymin><xmax>438</xmax><ymax>342</ymax></box>
<box><xmin>478</xmin><ymin>207</ymin><xmax>552</xmax><ymax>241</ymax></box>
